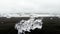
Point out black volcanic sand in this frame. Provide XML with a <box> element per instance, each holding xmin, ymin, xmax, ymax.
<box><xmin>0</xmin><ymin>17</ymin><xmax>60</xmax><ymax>34</ymax></box>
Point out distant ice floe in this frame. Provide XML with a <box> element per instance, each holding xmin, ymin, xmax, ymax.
<box><xmin>15</xmin><ymin>17</ymin><xmax>43</xmax><ymax>34</ymax></box>
<box><xmin>0</xmin><ymin>13</ymin><xmax>60</xmax><ymax>18</ymax></box>
<box><xmin>0</xmin><ymin>13</ymin><xmax>20</xmax><ymax>18</ymax></box>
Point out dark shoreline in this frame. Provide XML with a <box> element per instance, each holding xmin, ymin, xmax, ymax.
<box><xmin>0</xmin><ymin>17</ymin><xmax>60</xmax><ymax>34</ymax></box>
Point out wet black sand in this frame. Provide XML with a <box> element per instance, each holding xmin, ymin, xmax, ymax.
<box><xmin>0</xmin><ymin>17</ymin><xmax>60</xmax><ymax>34</ymax></box>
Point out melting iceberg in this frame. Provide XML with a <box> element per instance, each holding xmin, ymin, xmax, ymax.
<box><xmin>15</xmin><ymin>17</ymin><xmax>43</xmax><ymax>34</ymax></box>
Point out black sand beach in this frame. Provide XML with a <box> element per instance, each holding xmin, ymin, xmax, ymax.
<box><xmin>0</xmin><ymin>17</ymin><xmax>60</xmax><ymax>34</ymax></box>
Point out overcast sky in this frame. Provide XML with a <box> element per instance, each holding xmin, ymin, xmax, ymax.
<box><xmin>0</xmin><ymin>0</ymin><xmax>60</xmax><ymax>14</ymax></box>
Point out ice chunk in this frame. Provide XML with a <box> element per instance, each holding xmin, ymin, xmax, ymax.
<box><xmin>15</xmin><ymin>17</ymin><xmax>43</xmax><ymax>34</ymax></box>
